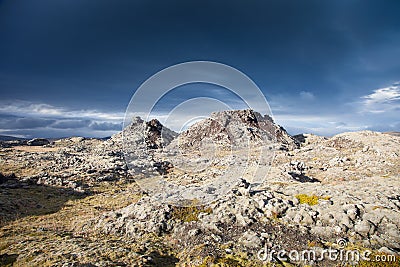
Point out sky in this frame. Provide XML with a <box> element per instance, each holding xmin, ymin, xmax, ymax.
<box><xmin>0</xmin><ymin>0</ymin><xmax>399</xmax><ymax>138</ymax></box>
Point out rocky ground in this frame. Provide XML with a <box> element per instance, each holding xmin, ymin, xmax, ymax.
<box><xmin>0</xmin><ymin>110</ymin><xmax>399</xmax><ymax>266</ymax></box>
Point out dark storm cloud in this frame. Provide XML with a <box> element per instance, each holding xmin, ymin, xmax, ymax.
<box><xmin>1</xmin><ymin>1</ymin><xmax>399</xmax><ymax>93</ymax></box>
<box><xmin>0</xmin><ymin>97</ymin><xmax>126</xmax><ymax>136</ymax></box>
<box><xmin>0</xmin><ymin>116</ymin><xmax>56</xmax><ymax>129</ymax></box>
<box><xmin>0</xmin><ymin>116</ymin><xmax>122</xmax><ymax>138</ymax></box>
<box><xmin>51</xmin><ymin>119</ymin><xmax>91</xmax><ymax>129</ymax></box>
<box><xmin>0</xmin><ymin>0</ymin><xmax>399</xmax><ymax>137</ymax></box>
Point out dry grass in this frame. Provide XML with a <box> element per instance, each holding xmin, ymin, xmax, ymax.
<box><xmin>0</xmin><ymin>161</ymin><xmax>40</xmax><ymax>177</ymax></box>
<box><xmin>11</xmin><ymin>146</ymin><xmax>60</xmax><ymax>153</ymax></box>
<box><xmin>356</xmin><ymin>253</ymin><xmax>399</xmax><ymax>267</ymax></box>
<box><xmin>0</xmin><ymin>181</ymin><xmax>145</xmax><ymax>265</ymax></box>
<box><xmin>171</xmin><ymin>201</ymin><xmax>213</xmax><ymax>222</ymax></box>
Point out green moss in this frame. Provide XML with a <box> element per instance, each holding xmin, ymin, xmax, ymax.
<box><xmin>213</xmin><ymin>254</ymin><xmax>289</xmax><ymax>267</ymax></box>
<box><xmin>295</xmin><ymin>194</ymin><xmax>331</xmax><ymax>206</ymax></box>
<box><xmin>295</xmin><ymin>194</ymin><xmax>319</xmax><ymax>205</ymax></box>
<box><xmin>356</xmin><ymin>253</ymin><xmax>399</xmax><ymax>267</ymax></box>
<box><xmin>216</xmin><ymin>256</ymin><xmax>243</xmax><ymax>266</ymax></box>
<box><xmin>0</xmin><ymin>242</ymin><xmax>10</xmax><ymax>251</ymax></box>
<box><xmin>198</xmin><ymin>255</ymin><xmax>215</xmax><ymax>267</ymax></box>
<box><xmin>171</xmin><ymin>203</ymin><xmax>212</xmax><ymax>222</ymax></box>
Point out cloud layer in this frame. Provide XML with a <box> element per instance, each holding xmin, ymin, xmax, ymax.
<box><xmin>270</xmin><ymin>83</ymin><xmax>400</xmax><ymax>136</ymax></box>
<box><xmin>0</xmin><ymin>101</ymin><xmax>123</xmax><ymax>138</ymax></box>
<box><xmin>360</xmin><ymin>83</ymin><xmax>400</xmax><ymax>113</ymax></box>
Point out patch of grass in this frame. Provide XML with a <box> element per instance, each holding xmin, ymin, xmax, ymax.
<box><xmin>0</xmin><ymin>184</ymin><xmax>84</xmax><ymax>227</ymax></box>
<box><xmin>307</xmin><ymin>240</ymin><xmax>317</xmax><ymax>247</ymax></box>
<box><xmin>0</xmin><ymin>181</ymin><xmax>146</xmax><ymax>265</ymax></box>
<box><xmin>319</xmin><ymin>196</ymin><xmax>331</xmax><ymax>200</ymax></box>
<box><xmin>0</xmin><ymin>242</ymin><xmax>10</xmax><ymax>251</ymax></box>
<box><xmin>198</xmin><ymin>255</ymin><xmax>215</xmax><ymax>267</ymax></box>
<box><xmin>214</xmin><ymin>253</ymin><xmax>290</xmax><ymax>267</ymax></box>
<box><xmin>322</xmin><ymin>242</ymin><xmax>399</xmax><ymax>267</ymax></box>
<box><xmin>216</xmin><ymin>256</ymin><xmax>243</xmax><ymax>266</ymax></box>
<box><xmin>171</xmin><ymin>204</ymin><xmax>212</xmax><ymax>223</ymax></box>
<box><xmin>295</xmin><ymin>194</ymin><xmax>331</xmax><ymax>206</ymax></box>
<box><xmin>357</xmin><ymin>252</ymin><xmax>399</xmax><ymax>266</ymax></box>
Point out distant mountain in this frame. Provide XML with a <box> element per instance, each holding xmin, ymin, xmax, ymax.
<box><xmin>0</xmin><ymin>135</ymin><xmax>27</xmax><ymax>141</ymax></box>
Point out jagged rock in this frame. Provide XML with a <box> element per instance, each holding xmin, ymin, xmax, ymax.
<box><xmin>172</xmin><ymin>109</ymin><xmax>298</xmax><ymax>150</ymax></box>
<box><xmin>146</xmin><ymin>119</ymin><xmax>172</xmax><ymax>149</ymax></box>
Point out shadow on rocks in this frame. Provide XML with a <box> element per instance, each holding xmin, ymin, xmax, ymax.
<box><xmin>288</xmin><ymin>172</ymin><xmax>320</xmax><ymax>183</ymax></box>
<box><xmin>0</xmin><ymin>253</ymin><xmax>18</xmax><ymax>266</ymax></box>
<box><xmin>147</xmin><ymin>251</ymin><xmax>179</xmax><ymax>267</ymax></box>
<box><xmin>292</xmin><ymin>134</ymin><xmax>307</xmax><ymax>145</ymax></box>
<box><xmin>0</xmin><ymin>172</ymin><xmax>88</xmax><ymax>227</ymax></box>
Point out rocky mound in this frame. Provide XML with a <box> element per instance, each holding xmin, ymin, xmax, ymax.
<box><xmin>106</xmin><ymin>116</ymin><xmax>177</xmax><ymax>151</ymax></box>
<box><xmin>172</xmin><ymin>109</ymin><xmax>298</xmax><ymax>151</ymax></box>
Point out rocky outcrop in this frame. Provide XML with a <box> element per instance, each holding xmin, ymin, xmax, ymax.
<box><xmin>95</xmin><ymin>174</ymin><xmax>400</xmax><ymax>265</ymax></box>
<box><xmin>122</xmin><ymin>117</ymin><xmax>177</xmax><ymax>149</ymax></box>
<box><xmin>173</xmin><ymin>109</ymin><xmax>298</xmax><ymax>151</ymax></box>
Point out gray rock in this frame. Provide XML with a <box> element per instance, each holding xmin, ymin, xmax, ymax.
<box><xmin>354</xmin><ymin>220</ymin><xmax>374</xmax><ymax>237</ymax></box>
<box><xmin>238</xmin><ymin>230</ymin><xmax>262</xmax><ymax>249</ymax></box>
<box><xmin>97</xmin><ymin>197</ymin><xmax>173</xmax><ymax>237</ymax></box>
<box><xmin>343</xmin><ymin>204</ymin><xmax>360</xmax><ymax>221</ymax></box>
<box><xmin>262</xmin><ymin>198</ymin><xmax>289</xmax><ymax>218</ymax></box>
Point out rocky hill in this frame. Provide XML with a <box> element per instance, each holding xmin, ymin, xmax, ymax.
<box><xmin>173</xmin><ymin>109</ymin><xmax>298</xmax><ymax>150</ymax></box>
<box><xmin>0</xmin><ymin>110</ymin><xmax>399</xmax><ymax>266</ymax></box>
